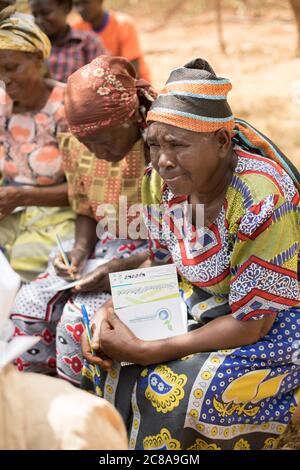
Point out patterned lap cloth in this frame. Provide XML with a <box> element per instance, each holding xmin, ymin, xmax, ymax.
<box><xmin>82</xmin><ymin>307</ymin><xmax>300</xmax><ymax>450</ymax></box>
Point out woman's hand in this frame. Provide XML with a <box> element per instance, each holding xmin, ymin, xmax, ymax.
<box><xmin>81</xmin><ymin>301</ymin><xmax>114</xmax><ymax>373</ymax></box>
<box><xmin>0</xmin><ymin>187</ymin><xmax>21</xmax><ymax>220</ymax></box>
<box><xmin>72</xmin><ymin>261</ymin><xmax>111</xmax><ymax>293</ymax></box>
<box><xmin>53</xmin><ymin>246</ymin><xmax>89</xmax><ymax>280</ymax></box>
<box><xmin>73</xmin><ymin>253</ymin><xmax>150</xmax><ymax>294</ymax></box>
<box><xmin>100</xmin><ymin>307</ymin><xmax>144</xmax><ymax>365</ymax></box>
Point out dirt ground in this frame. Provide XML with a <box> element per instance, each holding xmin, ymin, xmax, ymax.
<box><xmin>135</xmin><ymin>6</ymin><xmax>300</xmax><ymax>170</ymax></box>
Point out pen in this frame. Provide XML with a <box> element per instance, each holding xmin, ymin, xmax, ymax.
<box><xmin>81</xmin><ymin>304</ymin><xmax>101</xmax><ymax>378</ymax></box>
<box><xmin>179</xmin><ymin>288</ymin><xmax>185</xmax><ymax>300</ymax></box>
<box><xmin>55</xmin><ymin>233</ymin><xmax>71</xmax><ymax>270</ymax></box>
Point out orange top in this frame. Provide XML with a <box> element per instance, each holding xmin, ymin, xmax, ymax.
<box><xmin>72</xmin><ymin>10</ymin><xmax>151</xmax><ymax>82</ymax></box>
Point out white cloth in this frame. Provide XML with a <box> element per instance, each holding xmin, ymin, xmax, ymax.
<box><xmin>0</xmin><ymin>365</ymin><xmax>128</xmax><ymax>450</ymax></box>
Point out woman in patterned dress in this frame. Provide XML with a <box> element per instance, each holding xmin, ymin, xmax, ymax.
<box><xmin>0</xmin><ymin>8</ymin><xmax>75</xmax><ymax>280</ymax></box>
<box><xmin>81</xmin><ymin>59</ymin><xmax>300</xmax><ymax>450</ymax></box>
<box><xmin>11</xmin><ymin>55</ymin><xmax>155</xmax><ymax>384</ymax></box>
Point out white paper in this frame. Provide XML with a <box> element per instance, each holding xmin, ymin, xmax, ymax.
<box><xmin>109</xmin><ymin>264</ymin><xmax>187</xmax><ymax>342</ymax></box>
<box><xmin>0</xmin><ymin>252</ymin><xmax>20</xmax><ymax>333</ymax></box>
<box><xmin>12</xmin><ymin>206</ymin><xmax>25</xmax><ymax>214</ymax></box>
<box><xmin>47</xmin><ymin>258</ymin><xmax>110</xmax><ymax>291</ymax></box>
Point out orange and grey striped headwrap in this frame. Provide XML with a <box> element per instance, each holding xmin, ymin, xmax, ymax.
<box><xmin>147</xmin><ymin>58</ymin><xmax>235</xmax><ymax>133</ymax></box>
<box><xmin>147</xmin><ymin>58</ymin><xmax>300</xmax><ymax>190</ymax></box>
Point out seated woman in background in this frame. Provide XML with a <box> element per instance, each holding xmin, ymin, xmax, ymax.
<box><xmin>29</xmin><ymin>0</ymin><xmax>107</xmax><ymax>83</ymax></box>
<box><xmin>11</xmin><ymin>56</ymin><xmax>155</xmax><ymax>383</ymax></box>
<box><xmin>81</xmin><ymin>59</ymin><xmax>300</xmax><ymax>450</ymax></box>
<box><xmin>0</xmin><ymin>10</ymin><xmax>75</xmax><ymax>281</ymax></box>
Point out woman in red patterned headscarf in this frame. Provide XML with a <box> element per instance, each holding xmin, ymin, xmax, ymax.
<box><xmin>65</xmin><ymin>55</ymin><xmax>155</xmax><ymax>157</ymax></box>
<box><xmin>11</xmin><ymin>55</ymin><xmax>156</xmax><ymax>385</ymax></box>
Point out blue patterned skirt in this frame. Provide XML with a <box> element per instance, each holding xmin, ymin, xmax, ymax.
<box><xmin>81</xmin><ymin>307</ymin><xmax>300</xmax><ymax>450</ymax></box>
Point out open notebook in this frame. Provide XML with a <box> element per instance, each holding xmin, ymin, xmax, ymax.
<box><xmin>46</xmin><ymin>258</ymin><xmax>110</xmax><ymax>291</ymax></box>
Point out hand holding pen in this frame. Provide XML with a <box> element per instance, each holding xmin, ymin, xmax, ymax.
<box><xmin>81</xmin><ymin>304</ymin><xmax>102</xmax><ymax>379</ymax></box>
<box><xmin>54</xmin><ymin>235</ymin><xmax>89</xmax><ymax>280</ymax></box>
<box><xmin>80</xmin><ymin>303</ymin><xmax>113</xmax><ymax>374</ymax></box>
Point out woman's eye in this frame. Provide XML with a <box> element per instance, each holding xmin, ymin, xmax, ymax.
<box><xmin>170</xmin><ymin>142</ymin><xmax>185</xmax><ymax>148</ymax></box>
<box><xmin>6</xmin><ymin>65</ymin><xmax>18</xmax><ymax>72</ymax></box>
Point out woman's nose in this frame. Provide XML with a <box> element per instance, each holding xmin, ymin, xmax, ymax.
<box><xmin>157</xmin><ymin>150</ymin><xmax>176</xmax><ymax>170</ymax></box>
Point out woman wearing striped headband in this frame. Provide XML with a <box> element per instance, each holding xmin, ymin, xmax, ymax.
<box><xmin>82</xmin><ymin>59</ymin><xmax>300</xmax><ymax>450</ymax></box>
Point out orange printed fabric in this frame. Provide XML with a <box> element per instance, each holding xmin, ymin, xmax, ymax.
<box><xmin>60</xmin><ymin>133</ymin><xmax>146</xmax><ymax>223</ymax></box>
<box><xmin>0</xmin><ymin>84</ymin><xmax>67</xmax><ymax>186</ymax></box>
<box><xmin>72</xmin><ymin>10</ymin><xmax>151</xmax><ymax>82</ymax></box>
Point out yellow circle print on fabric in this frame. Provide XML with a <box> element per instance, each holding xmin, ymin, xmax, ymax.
<box><xmin>144</xmin><ymin>365</ymin><xmax>187</xmax><ymax>413</ymax></box>
<box><xmin>143</xmin><ymin>428</ymin><xmax>181</xmax><ymax>450</ymax></box>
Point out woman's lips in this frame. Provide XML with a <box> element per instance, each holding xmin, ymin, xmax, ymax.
<box><xmin>164</xmin><ymin>174</ymin><xmax>185</xmax><ymax>183</ymax></box>
<box><xmin>6</xmin><ymin>87</ymin><xmax>18</xmax><ymax>98</ymax></box>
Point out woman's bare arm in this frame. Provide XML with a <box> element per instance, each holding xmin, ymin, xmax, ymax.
<box><xmin>138</xmin><ymin>313</ymin><xmax>276</xmax><ymax>365</ymax></box>
<box><xmin>19</xmin><ymin>183</ymin><xmax>69</xmax><ymax>207</ymax></box>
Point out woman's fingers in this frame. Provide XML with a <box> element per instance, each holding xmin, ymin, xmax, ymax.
<box><xmin>90</xmin><ymin>317</ymin><xmax>104</xmax><ymax>350</ymax></box>
<box><xmin>72</xmin><ymin>268</ymin><xmax>106</xmax><ymax>293</ymax></box>
<box><xmin>99</xmin><ymin>357</ymin><xmax>113</xmax><ymax>373</ymax></box>
<box><xmin>69</xmin><ymin>250</ymin><xmax>88</xmax><ymax>276</ymax></box>
<box><xmin>72</xmin><ymin>273</ymin><xmax>95</xmax><ymax>292</ymax></box>
<box><xmin>53</xmin><ymin>255</ymin><xmax>73</xmax><ymax>279</ymax></box>
<box><xmin>81</xmin><ymin>327</ymin><xmax>113</xmax><ymax>371</ymax></box>
<box><xmin>81</xmin><ymin>330</ymin><xmax>102</xmax><ymax>364</ymax></box>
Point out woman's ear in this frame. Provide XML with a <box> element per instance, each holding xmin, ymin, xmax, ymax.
<box><xmin>34</xmin><ymin>50</ymin><xmax>44</xmax><ymax>63</ymax></box>
<box><xmin>215</xmin><ymin>128</ymin><xmax>232</xmax><ymax>158</ymax></box>
<box><xmin>63</xmin><ymin>2</ymin><xmax>72</xmax><ymax>16</ymax></box>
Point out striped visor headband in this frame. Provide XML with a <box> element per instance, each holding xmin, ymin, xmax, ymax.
<box><xmin>147</xmin><ymin>58</ymin><xmax>235</xmax><ymax>133</ymax></box>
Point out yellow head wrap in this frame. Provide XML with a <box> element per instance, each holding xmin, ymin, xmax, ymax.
<box><xmin>0</xmin><ymin>7</ymin><xmax>51</xmax><ymax>58</ymax></box>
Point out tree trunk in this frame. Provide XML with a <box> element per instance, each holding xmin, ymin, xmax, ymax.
<box><xmin>290</xmin><ymin>0</ymin><xmax>300</xmax><ymax>56</ymax></box>
<box><xmin>215</xmin><ymin>0</ymin><xmax>226</xmax><ymax>54</ymax></box>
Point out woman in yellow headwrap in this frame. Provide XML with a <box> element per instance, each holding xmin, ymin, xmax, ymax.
<box><xmin>0</xmin><ymin>8</ymin><xmax>75</xmax><ymax>280</ymax></box>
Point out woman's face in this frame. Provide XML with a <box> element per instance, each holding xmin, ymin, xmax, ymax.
<box><xmin>73</xmin><ymin>0</ymin><xmax>103</xmax><ymax>24</ymax></box>
<box><xmin>78</xmin><ymin>119</ymin><xmax>140</xmax><ymax>162</ymax></box>
<box><xmin>0</xmin><ymin>49</ymin><xmax>43</xmax><ymax>103</ymax></box>
<box><xmin>29</xmin><ymin>0</ymin><xmax>68</xmax><ymax>39</ymax></box>
<box><xmin>147</xmin><ymin>122</ymin><xmax>226</xmax><ymax>196</ymax></box>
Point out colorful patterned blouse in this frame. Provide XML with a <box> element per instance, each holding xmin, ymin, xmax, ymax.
<box><xmin>0</xmin><ymin>83</ymin><xmax>67</xmax><ymax>186</ymax></box>
<box><xmin>60</xmin><ymin>133</ymin><xmax>147</xmax><ymax>223</ymax></box>
<box><xmin>142</xmin><ymin>147</ymin><xmax>300</xmax><ymax>321</ymax></box>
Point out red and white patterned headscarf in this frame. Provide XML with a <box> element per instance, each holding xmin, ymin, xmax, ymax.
<box><xmin>65</xmin><ymin>55</ymin><xmax>155</xmax><ymax>138</ymax></box>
